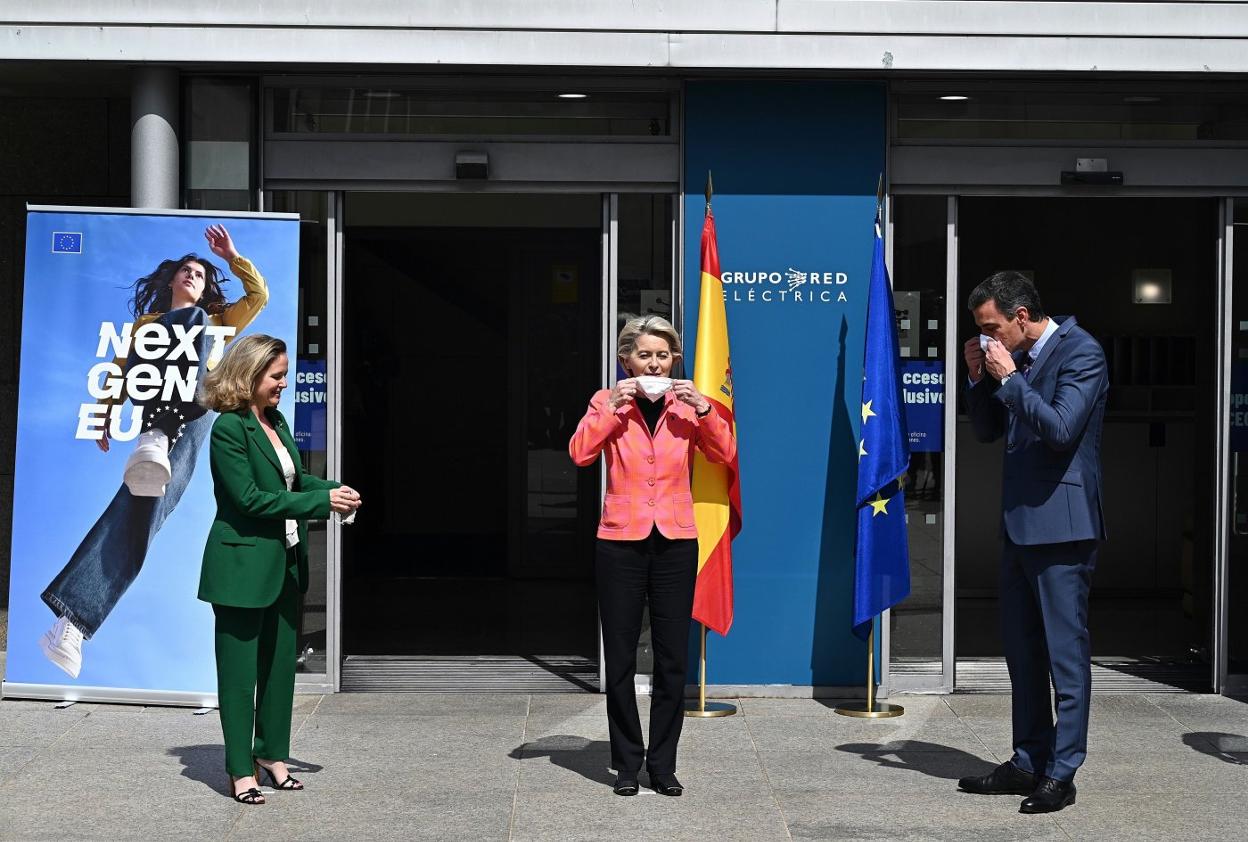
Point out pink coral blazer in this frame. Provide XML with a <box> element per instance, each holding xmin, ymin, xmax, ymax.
<box><xmin>569</xmin><ymin>388</ymin><xmax>737</xmax><ymax>540</ymax></box>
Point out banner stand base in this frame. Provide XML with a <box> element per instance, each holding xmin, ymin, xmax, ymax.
<box><xmin>2</xmin><ymin>682</ymin><xmax>216</xmax><ymax>709</ymax></box>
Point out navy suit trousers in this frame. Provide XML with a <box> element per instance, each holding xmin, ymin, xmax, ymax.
<box><xmin>1000</xmin><ymin>536</ymin><xmax>1097</xmax><ymax>782</ymax></box>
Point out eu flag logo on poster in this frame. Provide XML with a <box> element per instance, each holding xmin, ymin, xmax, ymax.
<box><xmin>852</xmin><ymin>213</ymin><xmax>912</xmax><ymax>640</ymax></box>
<box><xmin>52</xmin><ymin>232</ymin><xmax>83</xmax><ymax>254</ymax></box>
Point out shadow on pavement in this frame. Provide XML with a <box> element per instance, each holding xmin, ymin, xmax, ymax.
<box><xmin>1182</xmin><ymin>732</ymin><xmax>1248</xmax><ymax>764</ymax></box>
<box><xmin>509</xmin><ymin>735</ymin><xmax>615</xmax><ymax>786</ymax></box>
<box><xmin>835</xmin><ymin>740</ymin><xmax>998</xmax><ymax>780</ymax></box>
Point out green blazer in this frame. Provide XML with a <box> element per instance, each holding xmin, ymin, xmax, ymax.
<box><xmin>197</xmin><ymin>407</ymin><xmax>339</xmax><ymax>608</ymax></box>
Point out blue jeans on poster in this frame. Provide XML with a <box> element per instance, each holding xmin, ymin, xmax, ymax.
<box><xmin>41</xmin><ymin>306</ymin><xmax>215</xmax><ymax>638</ymax></box>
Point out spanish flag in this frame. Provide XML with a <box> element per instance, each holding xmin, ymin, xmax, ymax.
<box><xmin>691</xmin><ymin>205</ymin><xmax>742</xmax><ymax>636</ymax></box>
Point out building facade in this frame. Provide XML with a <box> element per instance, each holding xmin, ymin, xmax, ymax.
<box><xmin>3</xmin><ymin>2</ymin><xmax>1248</xmax><ymax>696</ymax></box>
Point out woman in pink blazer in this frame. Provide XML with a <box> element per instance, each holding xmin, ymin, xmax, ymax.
<box><xmin>569</xmin><ymin>315</ymin><xmax>736</xmax><ymax>797</ymax></box>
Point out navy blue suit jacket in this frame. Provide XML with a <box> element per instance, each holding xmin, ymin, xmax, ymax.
<box><xmin>965</xmin><ymin>316</ymin><xmax>1108</xmax><ymax>546</ymax></box>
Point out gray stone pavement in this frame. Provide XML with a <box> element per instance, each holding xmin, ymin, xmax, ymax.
<box><xmin>2</xmin><ymin>690</ymin><xmax>1247</xmax><ymax>841</ymax></box>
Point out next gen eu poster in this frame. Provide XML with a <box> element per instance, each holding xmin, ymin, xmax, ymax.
<box><xmin>4</xmin><ymin>207</ymin><xmax>300</xmax><ymax>702</ymax></box>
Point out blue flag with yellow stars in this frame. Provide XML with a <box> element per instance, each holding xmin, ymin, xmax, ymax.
<box><xmin>852</xmin><ymin>213</ymin><xmax>911</xmax><ymax>640</ymax></box>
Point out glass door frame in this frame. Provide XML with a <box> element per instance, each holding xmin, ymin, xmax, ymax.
<box><xmin>601</xmin><ymin>191</ymin><xmax>681</xmax><ymax>694</ymax></box>
<box><xmin>886</xmin><ymin>190</ymin><xmax>1236</xmax><ymax>696</ymax></box>
<box><xmin>880</xmin><ymin>194</ymin><xmax>958</xmax><ymax>695</ymax></box>
<box><xmin>1217</xmin><ymin>197</ymin><xmax>1235</xmax><ymax>695</ymax></box>
<box><xmin>301</xmin><ymin>189</ymin><xmax>674</xmax><ymax>692</ymax></box>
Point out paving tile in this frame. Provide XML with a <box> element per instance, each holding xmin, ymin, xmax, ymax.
<box><xmin>1074</xmin><ymin>747</ymin><xmax>1248</xmax><ymax>794</ymax></box>
<box><xmin>0</xmin><ymin>707</ymin><xmax>92</xmax><ymax>746</ymax></box>
<box><xmin>0</xmin><ymin>746</ymin><xmax>239</xmax><ymax>842</ymax></box>
<box><xmin>758</xmin><ymin>747</ymin><xmax>1003</xmax><ymax>797</ymax></box>
<box><xmin>0</xmin><ymin>746</ymin><xmax>39</xmax><ymax>786</ymax></box>
<box><xmin>230</xmin><ymin>786</ymin><xmax>515</xmax><ymax>842</ymax></box>
<box><xmin>1052</xmin><ymin>792</ymin><xmax>1248</xmax><ymax>842</ymax></box>
<box><xmin>780</xmin><ymin>792</ymin><xmax>1069</xmax><ymax>842</ymax></box>
<box><xmin>741</xmin><ymin>695</ymin><xmax>953</xmax><ymax>719</ymax></box>
<box><xmin>313</xmin><ymin>692</ymin><xmax>530</xmax><ymax>717</ymax></box>
<box><xmin>509</xmin><ymin>790</ymin><xmax>790</xmax><ymax>842</ymax></box>
<box><xmin>744</xmin><ymin>708</ymin><xmax>990</xmax><ymax>756</ymax></box>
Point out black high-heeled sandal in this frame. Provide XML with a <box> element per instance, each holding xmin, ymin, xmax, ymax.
<box><xmin>229</xmin><ymin>765</ymin><xmax>265</xmax><ymax>804</ymax></box>
<box><xmin>256</xmin><ymin>759</ymin><xmax>303</xmax><ymax>791</ymax></box>
<box><xmin>613</xmin><ymin>772</ymin><xmax>640</xmax><ymax>796</ymax></box>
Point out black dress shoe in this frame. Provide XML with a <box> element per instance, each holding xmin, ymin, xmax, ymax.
<box><xmin>1019</xmin><ymin>777</ymin><xmax>1076</xmax><ymax>814</ymax></box>
<box><xmin>957</xmin><ymin>761</ymin><xmax>1037</xmax><ymax>795</ymax></box>
<box><xmin>613</xmin><ymin>773</ymin><xmax>639</xmax><ymax>796</ymax></box>
<box><xmin>649</xmin><ymin>773</ymin><xmax>684</xmax><ymax>796</ymax></box>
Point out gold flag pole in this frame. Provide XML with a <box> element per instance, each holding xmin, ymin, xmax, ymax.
<box><xmin>684</xmin><ymin>622</ymin><xmax>736</xmax><ymax>717</ymax></box>
<box><xmin>835</xmin><ymin>619</ymin><xmax>904</xmax><ymax>718</ymax></box>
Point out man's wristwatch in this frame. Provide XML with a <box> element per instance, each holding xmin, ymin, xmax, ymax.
<box><xmin>999</xmin><ymin>371</ymin><xmax>1017</xmax><ymax>386</ymax></box>
<box><xmin>696</xmin><ymin>404</ymin><xmax>712</xmax><ymax>418</ymax></box>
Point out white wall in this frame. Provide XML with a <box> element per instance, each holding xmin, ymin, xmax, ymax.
<box><xmin>5</xmin><ymin>2</ymin><xmax>1248</xmax><ymax>72</ymax></box>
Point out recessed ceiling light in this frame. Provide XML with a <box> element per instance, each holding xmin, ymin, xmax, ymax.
<box><xmin>939</xmin><ymin>95</ymin><xmax>970</xmax><ymax>101</ymax></box>
<box><xmin>1123</xmin><ymin>95</ymin><xmax>1161</xmax><ymax>103</ymax></box>
<box><xmin>558</xmin><ymin>92</ymin><xmax>588</xmax><ymax>99</ymax></box>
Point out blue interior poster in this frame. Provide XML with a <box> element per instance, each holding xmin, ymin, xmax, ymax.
<box><xmin>901</xmin><ymin>360</ymin><xmax>945</xmax><ymax>453</ymax></box>
<box><xmin>4</xmin><ymin>207</ymin><xmax>299</xmax><ymax>701</ymax></box>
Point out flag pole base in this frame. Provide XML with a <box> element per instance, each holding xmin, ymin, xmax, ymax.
<box><xmin>833</xmin><ymin>701</ymin><xmax>905</xmax><ymax>719</ymax></box>
<box><xmin>683</xmin><ymin>701</ymin><xmax>737</xmax><ymax>718</ymax></box>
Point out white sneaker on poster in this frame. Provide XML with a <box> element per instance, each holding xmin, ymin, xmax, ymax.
<box><xmin>39</xmin><ymin>615</ymin><xmax>83</xmax><ymax>679</ymax></box>
<box><xmin>124</xmin><ymin>429</ymin><xmax>171</xmax><ymax>497</ymax></box>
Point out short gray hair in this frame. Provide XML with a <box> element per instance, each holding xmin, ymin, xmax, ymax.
<box><xmin>617</xmin><ymin>314</ymin><xmax>682</xmax><ymax>360</ymax></box>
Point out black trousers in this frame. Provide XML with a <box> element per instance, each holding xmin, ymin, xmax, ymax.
<box><xmin>595</xmin><ymin>529</ymin><xmax>698</xmax><ymax>775</ymax></box>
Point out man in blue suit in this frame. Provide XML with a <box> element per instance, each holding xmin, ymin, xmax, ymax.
<box><xmin>957</xmin><ymin>271</ymin><xmax>1108</xmax><ymax>814</ymax></box>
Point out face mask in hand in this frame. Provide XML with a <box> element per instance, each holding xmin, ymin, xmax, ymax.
<box><xmin>634</xmin><ymin>376</ymin><xmax>673</xmax><ymax>399</ymax></box>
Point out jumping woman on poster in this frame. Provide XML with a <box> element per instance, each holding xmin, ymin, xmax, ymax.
<box><xmin>38</xmin><ymin>225</ymin><xmax>269</xmax><ymax>678</ymax></box>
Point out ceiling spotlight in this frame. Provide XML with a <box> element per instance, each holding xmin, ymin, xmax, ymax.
<box><xmin>557</xmin><ymin>92</ymin><xmax>589</xmax><ymax>99</ymax></box>
<box><xmin>939</xmin><ymin>95</ymin><xmax>970</xmax><ymax>101</ymax></box>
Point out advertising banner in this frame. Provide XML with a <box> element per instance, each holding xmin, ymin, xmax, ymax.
<box><xmin>901</xmin><ymin>360</ymin><xmax>945</xmax><ymax>453</ymax></box>
<box><xmin>293</xmin><ymin>358</ymin><xmax>327</xmax><ymax>453</ymax></box>
<box><xmin>3</xmin><ymin>206</ymin><xmax>300</xmax><ymax>703</ymax></box>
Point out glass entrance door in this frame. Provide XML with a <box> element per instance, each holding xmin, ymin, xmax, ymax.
<box><xmin>1221</xmin><ymin>199</ymin><xmax>1248</xmax><ymax>690</ymax></box>
<box><xmin>339</xmin><ymin>193</ymin><xmax>603</xmax><ymax>671</ymax></box>
<box><xmin>953</xmin><ymin>196</ymin><xmax>1218</xmax><ymax>692</ymax></box>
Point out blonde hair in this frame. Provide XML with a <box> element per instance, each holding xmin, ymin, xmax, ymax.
<box><xmin>617</xmin><ymin>314</ymin><xmax>682</xmax><ymax>362</ymax></box>
<box><xmin>199</xmin><ymin>334</ymin><xmax>287</xmax><ymax>413</ymax></box>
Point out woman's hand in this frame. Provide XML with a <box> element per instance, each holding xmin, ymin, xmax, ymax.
<box><xmin>329</xmin><ymin>486</ymin><xmax>361</xmax><ymax>514</ymax></box>
<box><xmin>205</xmin><ymin>224</ymin><xmax>240</xmax><ymax>263</ymax></box>
<box><xmin>608</xmin><ymin>378</ymin><xmax>639</xmax><ymax>411</ymax></box>
<box><xmin>671</xmin><ymin>380</ymin><xmax>711</xmax><ymax>415</ymax></box>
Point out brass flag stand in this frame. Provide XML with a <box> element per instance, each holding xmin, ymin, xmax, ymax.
<box><xmin>684</xmin><ymin>623</ymin><xmax>736</xmax><ymax>718</ymax></box>
<box><xmin>835</xmin><ymin>621</ymin><xmax>904</xmax><ymax>718</ymax></box>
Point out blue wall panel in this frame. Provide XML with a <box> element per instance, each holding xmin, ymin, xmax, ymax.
<box><xmin>683</xmin><ymin>81</ymin><xmax>886</xmax><ymax>685</ymax></box>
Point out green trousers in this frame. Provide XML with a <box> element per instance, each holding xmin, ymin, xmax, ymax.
<box><xmin>212</xmin><ymin>550</ymin><xmax>300</xmax><ymax>778</ymax></box>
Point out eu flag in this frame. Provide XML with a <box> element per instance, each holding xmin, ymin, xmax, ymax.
<box><xmin>852</xmin><ymin>214</ymin><xmax>911</xmax><ymax>640</ymax></box>
<box><xmin>52</xmin><ymin>232</ymin><xmax>82</xmax><ymax>254</ymax></box>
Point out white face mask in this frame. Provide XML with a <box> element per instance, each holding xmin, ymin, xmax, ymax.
<box><xmin>635</xmin><ymin>376</ymin><xmax>673</xmax><ymax>399</ymax></box>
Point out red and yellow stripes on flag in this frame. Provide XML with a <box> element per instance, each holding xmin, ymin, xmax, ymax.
<box><xmin>691</xmin><ymin>209</ymin><xmax>742</xmax><ymax>636</ymax></box>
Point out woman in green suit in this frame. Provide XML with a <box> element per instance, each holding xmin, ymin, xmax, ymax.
<box><xmin>198</xmin><ymin>334</ymin><xmax>361</xmax><ymax>804</ymax></box>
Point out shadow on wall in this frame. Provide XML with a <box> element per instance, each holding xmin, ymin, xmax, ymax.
<box><xmin>811</xmin><ymin>317</ymin><xmax>861</xmax><ymax>685</ymax></box>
